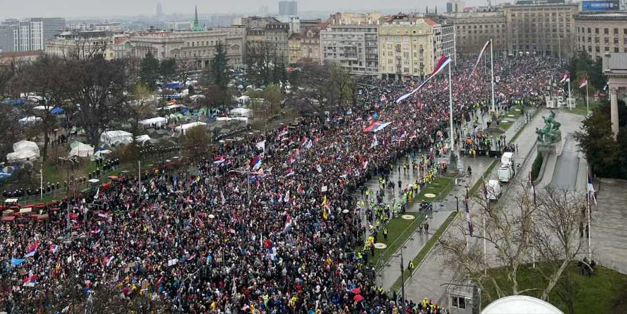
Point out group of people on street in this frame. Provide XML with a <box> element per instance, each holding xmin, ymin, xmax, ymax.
<box><xmin>0</xmin><ymin>56</ymin><xmax>563</xmax><ymax>313</ymax></box>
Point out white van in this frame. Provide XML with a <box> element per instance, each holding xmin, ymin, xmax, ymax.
<box><xmin>487</xmin><ymin>180</ymin><xmax>502</xmax><ymax>201</ymax></box>
<box><xmin>498</xmin><ymin>152</ymin><xmax>515</xmax><ymax>183</ymax></box>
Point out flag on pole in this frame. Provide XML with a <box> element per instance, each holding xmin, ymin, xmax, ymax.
<box><xmin>469</xmin><ymin>40</ymin><xmax>491</xmax><ymax>78</ymax></box>
<box><xmin>221</xmin><ymin>190</ymin><xmax>226</xmax><ymax>205</ymax></box>
<box><xmin>579</xmin><ymin>74</ymin><xmax>588</xmax><ymax>88</ymax></box>
<box><xmin>213</xmin><ymin>155</ymin><xmax>226</xmax><ymax>164</ymax></box>
<box><xmin>560</xmin><ymin>72</ymin><xmax>570</xmax><ymax>84</ymax></box>
<box><xmin>431</xmin><ymin>55</ymin><xmax>452</xmax><ymax>77</ymax></box>
<box><xmin>11</xmin><ymin>258</ymin><xmax>25</xmax><ymax>266</ymax></box>
<box><xmin>250</xmin><ymin>155</ymin><xmax>262</xmax><ymax>171</ymax></box>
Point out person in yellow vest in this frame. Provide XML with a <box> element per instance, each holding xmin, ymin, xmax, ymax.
<box><xmin>383</xmin><ymin>227</ymin><xmax>388</xmax><ymax>240</ymax></box>
<box><xmin>408</xmin><ymin>260</ymin><xmax>414</xmax><ymax>271</ymax></box>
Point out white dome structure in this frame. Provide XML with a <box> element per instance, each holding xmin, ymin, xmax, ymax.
<box><xmin>482</xmin><ymin>296</ymin><xmax>563</xmax><ymax>314</ymax></box>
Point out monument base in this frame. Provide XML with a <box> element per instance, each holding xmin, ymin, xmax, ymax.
<box><xmin>537</xmin><ymin>144</ymin><xmax>556</xmax><ymax>154</ymax></box>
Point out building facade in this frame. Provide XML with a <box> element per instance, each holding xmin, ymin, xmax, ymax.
<box><xmin>45</xmin><ymin>30</ymin><xmax>115</xmax><ymax>60</ymax></box>
<box><xmin>0</xmin><ymin>18</ymin><xmax>65</xmax><ymax>52</ymax></box>
<box><xmin>444</xmin><ymin>12</ymin><xmax>507</xmax><ymax>55</ymax></box>
<box><xmin>126</xmin><ymin>27</ymin><xmax>246</xmax><ymax>69</ymax></box>
<box><xmin>378</xmin><ymin>14</ymin><xmax>442</xmax><ymax>80</ymax></box>
<box><xmin>320</xmin><ymin>24</ymin><xmax>379</xmax><ymax>76</ymax></box>
<box><xmin>288</xmin><ymin>28</ymin><xmax>321</xmax><ymax>65</ymax></box>
<box><xmin>574</xmin><ymin>12</ymin><xmax>627</xmax><ymax>60</ymax></box>
<box><xmin>327</xmin><ymin>12</ymin><xmax>382</xmax><ymax>25</ymax></box>
<box><xmin>503</xmin><ymin>2</ymin><xmax>578</xmax><ymax>57</ymax></box>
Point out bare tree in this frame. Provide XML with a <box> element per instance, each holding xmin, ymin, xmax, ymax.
<box><xmin>532</xmin><ymin>187</ymin><xmax>586</xmax><ymax>310</ymax></box>
<box><xmin>439</xmin><ymin>182</ymin><xmax>585</xmax><ymax>305</ymax></box>
<box><xmin>62</xmin><ymin>56</ymin><xmax>128</xmax><ymax>151</ymax></box>
<box><xmin>13</xmin><ymin>56</ymin><xmax>66</xmax><ymax>161</ymax></box>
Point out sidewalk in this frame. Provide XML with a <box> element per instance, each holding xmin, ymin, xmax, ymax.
<box><xmin>376</xmin><ymin>108</ymin><xmax>533</xmax><ymax>292</ymax></box>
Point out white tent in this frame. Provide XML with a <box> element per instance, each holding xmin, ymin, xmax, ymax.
<box><xmin>18</xmin><ymin>116</ymin><xmax>43</xmax><ymax>124</ymax></box>
<box><xmin>100</xmin><ymin>130</ymin><xmax>133</xmax><ymax>146</ymax></box>
<box><xmin>135</xmin><ymin>135</ymin><xmax>152</xmax><ymax>145</ymax></box>
<box><xmin>237</xmin><ymin>95</ymin><xmax>251</xmax><ymax>105</ymax></box>
<box><xmin>230</xmin><ymin>108</ymin><xmax>252</xmax><ymax>118</ymax></box>
<box><xmin>91</xmin><ymin>149</ymin><xmax>112</xmax><ymax>161</ymax></box>
<box><xmin>139</xmin><ymin>117</ymin><xmax>168</xmax><ymax>128</ymax></box>
<box><xmin>69</xmin><ymin>142</ymin><xmax>94</xmax><ymax>158</ymax></box>
<box><xmin>7</xmin><ymin>141</ymin><xmax>40</xmax><ymax>163</ymax></box>
<box><xmin>175</xmin><ymin>122</ymin><xmax>207</xmax><ymax>135</ymax></box>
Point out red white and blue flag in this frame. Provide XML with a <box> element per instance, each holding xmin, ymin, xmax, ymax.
<box><xmin>431</xmin><ymin>55</ymin><xmax>452</xmax><ymax>77</ymax></box>
<box><xmin>213</xmin><ymin>155</ymin><xmax>226</xmax><ymax>164</ymax></box>
<box><xmin>24</xmin><ymin>241</ymin><xmax>39</xmax><ymax>258</ymax></box>
<box><xmin>251</xmin><ymin>155</ymin><xmax>262</xmax><ymax>171</ymax></box>
<box><xmin>579</xmin><ymin>74</ymin><xmax>588</xmax><ymax>88</ymax></box>
<box><xmin>396</xmin><ymin>55</ymin><xmax>452</xmax><ymax>103</ymax></box>
<box><xmin>286</xmin><ymin>168</ymin><xmax>295</xmax><ymax>177</ymax></box>
<box><xmin>560</xmin><ymin>72</ymin><xmax>570</xmax><ymax>84</ymax></box>
<box><xmin>22</xmin><ymin>274</ymin><xmax>38</xmax><ymax>286</ymax></box>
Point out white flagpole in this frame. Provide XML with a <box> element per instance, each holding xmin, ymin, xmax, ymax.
<box><xmin>587</xmin><ymin>167</ymin><xmax>592</xmax><ymax>261</ymax></box>
<box><xmin>586</xmin><ymin>81</ymin><xmax>590</xmax><ymax>115</ymax></box>
<box><xmin>40</xmin><ymin>167</ymin><xmax>43</xmax><ymax>200</ymax></box>
<box><xmin>490</xmin><ymin>39</ymin><xmax>496</xmax><ymax>113</ymax></box>
<box><xmin>448</xmin><ymin>59</ymin><xmax>455</xmax><ymax>154</ymax></box>
<box><xmin>568</xmin><ymin>79</ymin><xmax>572</xmax><ymax>111</ymax></box>
<box><xmin>138</xmin><ymin>160</ymin><xmax>141</xmax><ymax>196</ymax></box>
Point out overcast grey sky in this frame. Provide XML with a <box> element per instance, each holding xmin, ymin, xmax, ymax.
<box><xmin>0</xmin><ymin>0</ymin><xmax>488</xmax><ymax>20</ymax></box>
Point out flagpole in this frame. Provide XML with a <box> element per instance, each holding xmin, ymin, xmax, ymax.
<box><xmin>40</xmin><ymin>166</ymin><xmax>43</xmax><ymax>200</ymax></box>
<box><xmin>448</xmin><ymin>58</ymin><xmax>455</xmax><ymax>155</ymax></box>
<box><xmin>490</xmin><ymin>39</ymin><xmax>496</xmax><ymax>114</ymax></box>
<box><xmin>586</xmin><ymin>81</ymin><xmax>590</xmax><ymax>115</ymax></box>
<box><xmin>568</xmin><ymin>79</ymin><xmax>572</xmax><ymax>111</ymax></box>
<box><xmin>138</xmin><ymin>160</ymin><xmax>141</xmax><ymax>196</ymax></box>
<box><xmin>587</xmin><ymin>168</ymin><xmax>592</xmax><ymax>261</ymax></box>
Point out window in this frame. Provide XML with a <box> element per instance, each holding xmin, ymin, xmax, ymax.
<box><xmin>452</xmin><ymin>297</ymin><xmax>466</xmax><ymax>309</ymax></box>
<box><xmin>604</xmin><ymin>28</ymin><xmax>609</xmax><ymax>35</ymax></box>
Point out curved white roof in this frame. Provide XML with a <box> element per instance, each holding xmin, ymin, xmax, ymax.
<box><xmin>482</xmin><ymin>296</ymin><xmax>563</xmax><ymax>314</ymax></box>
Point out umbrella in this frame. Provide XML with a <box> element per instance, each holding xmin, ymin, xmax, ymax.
<box><xmin>351</xmin><ymin>288</ymin><xmax>361</xmax><ymax>294</ymax></box>
<box><xmin>353</xmin><ymin>294</ymin><xmax>364</xmax><ymax>302</ymax></box>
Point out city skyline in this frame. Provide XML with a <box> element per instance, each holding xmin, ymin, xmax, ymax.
<box><xmin>0</xmin><ymin>0</ymin><xmax>489</xmax><ymax>20</ymax></box>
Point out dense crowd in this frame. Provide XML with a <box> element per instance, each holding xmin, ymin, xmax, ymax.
<box><xmin>0</xmin><ymin>56</ymin><xmax>563</xmax><ymax>313</ymax></box>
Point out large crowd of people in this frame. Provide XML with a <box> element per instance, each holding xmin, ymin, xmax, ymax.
<box><xmin>0</xmin><ymin>56</ymin><xmax>563</xmax><ymax>313</ymax></box>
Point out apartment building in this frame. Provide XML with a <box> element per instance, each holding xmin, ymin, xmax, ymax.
<box><xmin>378</xmin><ymin>14</ymin><xmax>442</xmax><ymax>80</ymax></box>
<box><xmin>320</xmin><ymin>24</ymin><xmax>379</xmax><ymax>76</ymax></box>
<box><xmin>444</xmin><ymin>12</ymin><xmax>507</xmax><ymax>55</ymax></box>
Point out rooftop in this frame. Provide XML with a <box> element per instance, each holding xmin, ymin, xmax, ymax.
<box><xmin>575</xmin><ymin>12</ymin><xmax>627</xmax><ymax>21</ymax></box>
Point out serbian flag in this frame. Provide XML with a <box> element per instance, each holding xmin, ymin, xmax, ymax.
<box><xmin>286</xmin><ymin>168</ymin><xmax>295</xmax><ymax>177</ymax></box>
<box><xmin>579</xmin><ymin>74</ymin><xmax>588</xmax><ymax>88</ymax></box>
<box><xmin>251</xmin><ymin>155</ymin><xmax>262</xmax><ymax>171</ymax></box>
<box><xmin>22</xmin><ymin>274</ymin><xmax>38</xmax><ymax>286</ymax></box>
<box><xmin>49</xmin><ymin>244</ymin><xmax>59</xmax><ymax>254</ymax></box>
<box><xmin>103</xmin><ymin>255</ymin><xmax>115</xmax><ymax>267</ymax></box>
<box><xmin>431</xmin><ymin>55</ymin><xmax>452</xmax><ymax>77</ymax></box>
<box><xmin>24</xmin><ymin>241</ymin><xmax>39</xmax><ymax>258</ymax></box>
<box><xmin>214</xmin><ymin>155</ymin><xmax>226</xmax><ymax>164</ymax></box>
<box><xmin>469</xmin><ymin>40</ymin><xmax>491</xmax><ymax>78</ymax></box>
<box><xmin>560</xmin><ymin>72</ymin><xmax>570</xmax><ymax>84</ymax></box>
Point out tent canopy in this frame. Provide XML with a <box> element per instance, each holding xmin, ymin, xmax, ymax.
<box><xmin>230</xmin><ymin>108</ymin><xmax>252</xmax><ymax>117</ymax></box>
<box><xmin>139</xmin><ymin>117</ymin><xmax>167</xmax><ymax>127</ymax></box>
<box><xmin>175</xmin><ymin>122</ymin><xmax>207</xmax><ymax>135</ymax></box>
<box><xmin>100</xmin><ymin>130</ymin><xmax>133</xmax><ymax>146</ymax></box>
<box><xmin>69</xmin><ymin>142</ymin><xmax>94</xmax><ymax>158</ymax></box>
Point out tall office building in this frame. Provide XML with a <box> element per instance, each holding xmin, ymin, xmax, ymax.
<box><xmin>0</xmin><ymin>17</ymin><xmax>65</xmax><ymax>52</ymax></box>
<box><xmin>279</xmin><ymin>1</ymin><xmax>298</xmax><ymax>16</ymax></box>
<box><xmin>156</xmin><ymin>3</ymin><xmax>163</xmax><ymax>19</ymax></box>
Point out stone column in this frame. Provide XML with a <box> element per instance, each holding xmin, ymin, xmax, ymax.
<box><xmin>610</xmin><ymin>87</ymin><xmax>619</xmax><ymax>140</ymax></box>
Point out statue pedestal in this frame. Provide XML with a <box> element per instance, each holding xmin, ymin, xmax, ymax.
<box><xmin>538</xmin><ymin>143</ymin><xmax>556</xmax><ymax>154</ymax></box>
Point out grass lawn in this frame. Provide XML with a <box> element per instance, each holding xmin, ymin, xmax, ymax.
<box><xmin>416</xmin><ymin>176</ymin><xmax>454</xmax><ymax>202</ymax></box>
<box><xmin>567</xmin><ymin>102</ymin><xmax>598</xmax><ymax>116</ymax></box>
<box><xmin>482</xmin><ymin>263</ymin><xmax>627</xmax><ymax>314</ymax></box>
<box><xmin>391</xmin><ymin>211</ymin><xmax>458</xmax><ymax>291</ymax></box>
<box><xmin>369</xmin><ymin>214</ymin><xmax>424</xmax><ymax>270</ymax></box>
<box><xmin>369</xmin><ymin>177</ymin><xmax>454</xmax><ymax>270</ymax></box>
